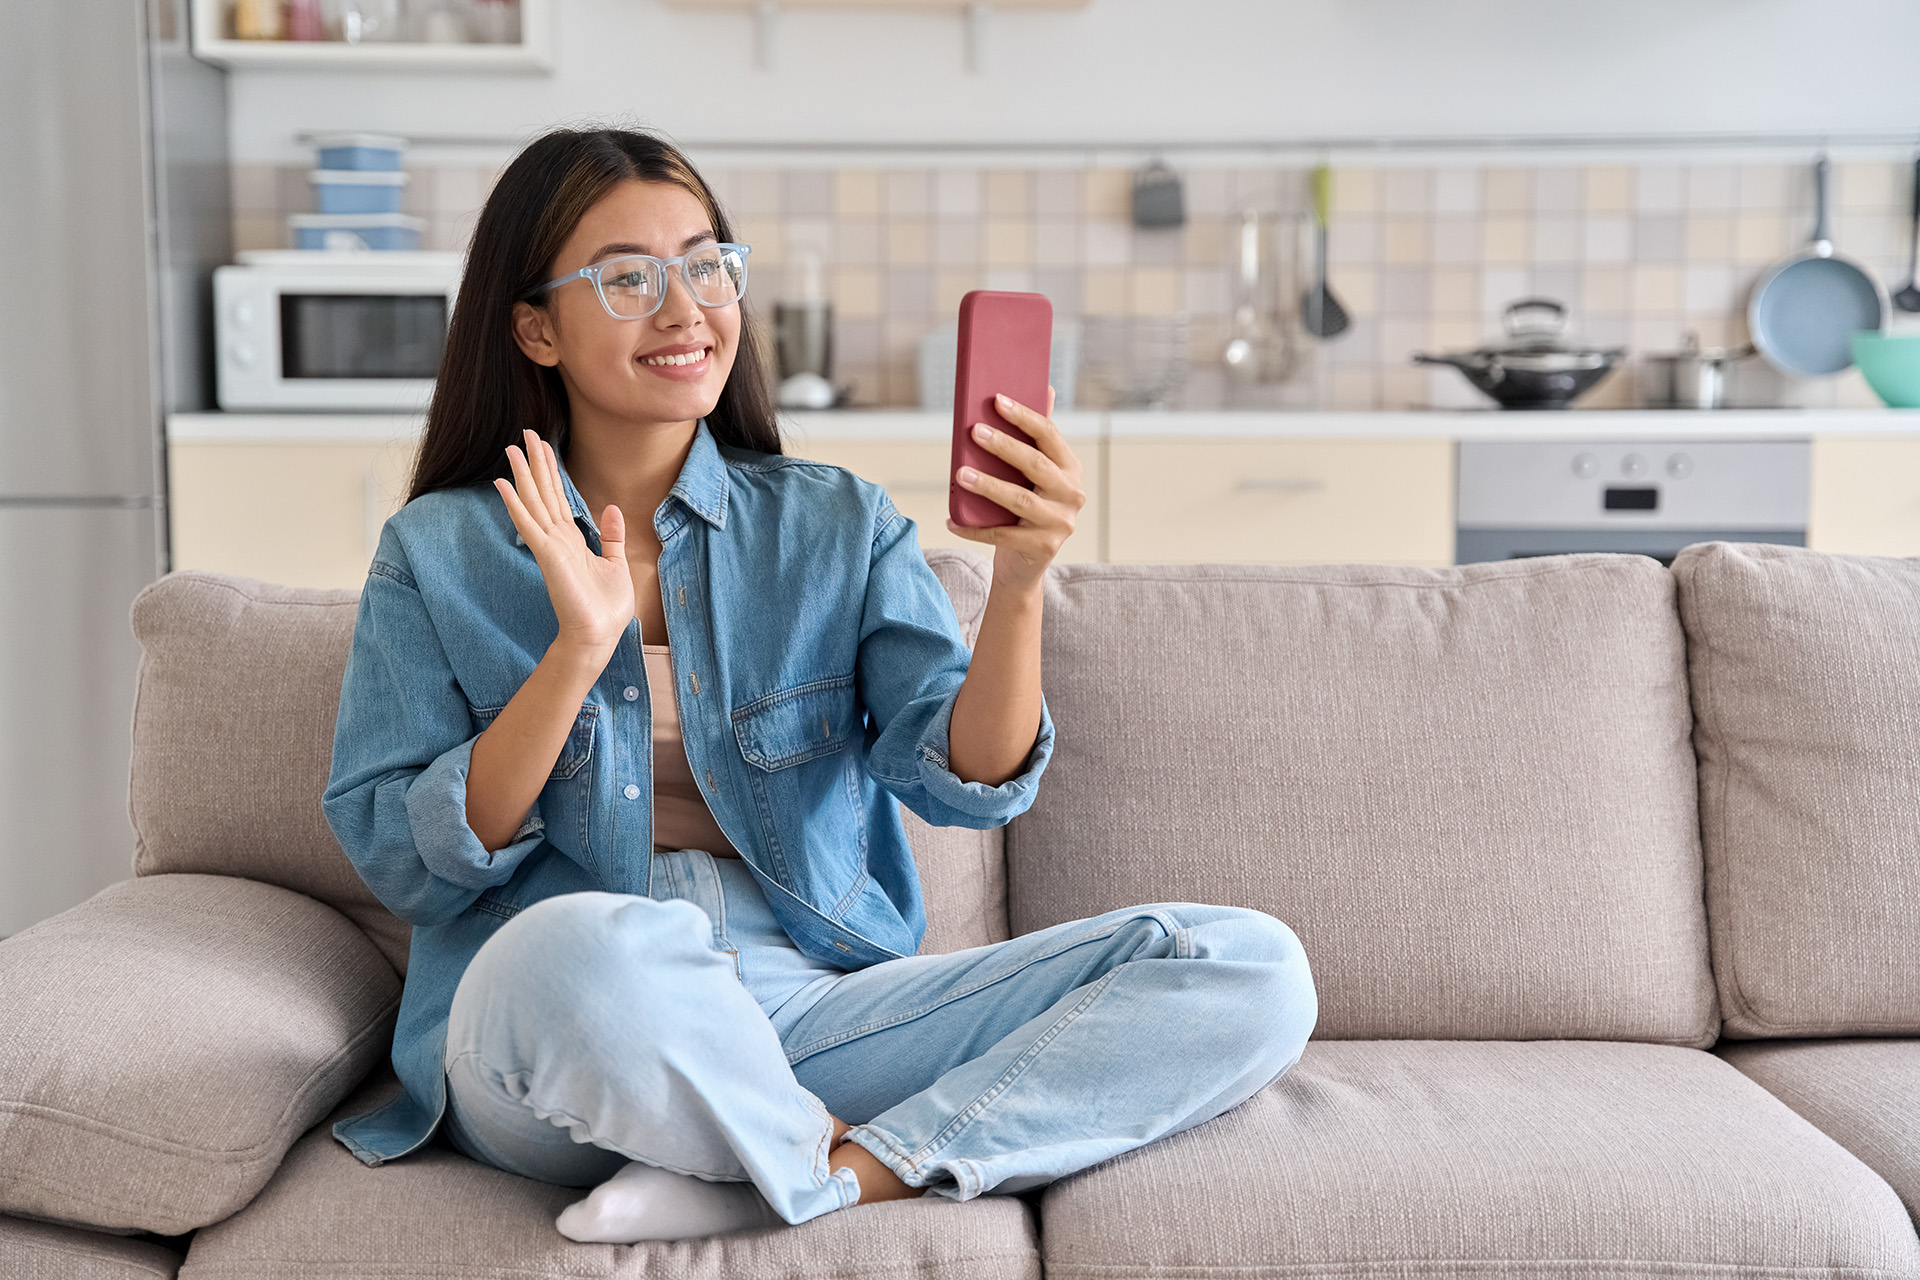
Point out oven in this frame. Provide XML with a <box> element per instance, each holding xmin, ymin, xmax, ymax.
<box><xmin>214</xmin><ymin>250</ymin><xmax>462</xmax><ymax>412</ymax></box>
<box><xmin>1455</xmin><ymin>438</ymin><xmax>1809</xmax><ymax>567</ymax></box>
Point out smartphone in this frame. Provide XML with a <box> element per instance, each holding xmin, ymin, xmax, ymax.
<box><xmin>950</xmin><ymin>290</ymin><xmax>1052</xmax><ymax>529</ymax></box>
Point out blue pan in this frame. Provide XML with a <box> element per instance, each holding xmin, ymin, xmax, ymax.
<box><xmin>1748</xmin><ymin>156</ymin><xmax>1888</xmax><ymax>377</ymax></box>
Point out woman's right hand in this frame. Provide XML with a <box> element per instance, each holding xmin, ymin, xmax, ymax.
<box><xmin>494</xmin><ymin>429</ymin><xmax>633</xmax><ymax>662</ymax></box>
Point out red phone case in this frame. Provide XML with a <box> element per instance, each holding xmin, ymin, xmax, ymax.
<box><xmin>950</xmin><ymin>290</ymin><xmax>1052</xmax><ymax>529</ymax></box>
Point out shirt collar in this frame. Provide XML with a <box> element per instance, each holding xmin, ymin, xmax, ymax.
<box><xmin>510</xmin><ymin>419</ymin><xmax>729</xmax><ymax>547</ymax></box>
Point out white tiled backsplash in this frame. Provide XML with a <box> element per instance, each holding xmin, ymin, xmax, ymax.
<box><xmin>233</xmin><ymin>157</ymin><xmax>1919</xmax><ymax>410</ymax></box>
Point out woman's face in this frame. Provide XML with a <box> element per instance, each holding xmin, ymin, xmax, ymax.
<box><xmin>511</xmin><ymin>178</ymin><xmax>741</xmax><ymax>429</ymax></box>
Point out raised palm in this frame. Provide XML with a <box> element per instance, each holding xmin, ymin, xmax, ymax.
<box><xmin>493</xmin><ymin>429</ymin><xmax>634</xmax><ymax>660</ymax></box>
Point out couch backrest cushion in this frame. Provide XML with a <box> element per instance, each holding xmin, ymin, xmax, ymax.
<box><xmin>1674</xmin><ymin>541</ymin><xmax>1920</xmax><ymax>1038</ymax></box>
<box><xmin>1007</xmin><ymin>556</ymin><xmax>1718</xmax><ymax>1045</ymax></box>
<box><xmin>128</xmin><ymin>554</ymin><xmax>1006</xmax><ymax>973</ymax></box>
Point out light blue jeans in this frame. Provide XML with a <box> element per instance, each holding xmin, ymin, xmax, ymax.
<box><xmin>442</xmin><ymin>847</ymin><xmax>1317</xmax><ymax>1225</ymax></box>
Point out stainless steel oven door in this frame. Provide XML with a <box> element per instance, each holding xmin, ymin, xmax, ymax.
<box><xmin>1454</xmin><ymin>438</ymin><xmax>1809</xmax><ymax>566</ymax></box>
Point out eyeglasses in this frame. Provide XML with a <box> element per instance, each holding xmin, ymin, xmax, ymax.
<box><xmin>536</xmin><ymin>243</ymin><xmax>752</xmax><ymax>320</ymax></box>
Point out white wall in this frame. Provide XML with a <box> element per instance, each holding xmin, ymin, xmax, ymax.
<box><xmin>228</xmin><ymin>0</ymin><xmax>1920</xmax><ymax>164</ymax></box>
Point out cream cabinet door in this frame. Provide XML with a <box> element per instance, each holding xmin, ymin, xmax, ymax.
<box><xmin>787</xmin><ymin>437</ymin><xmax>1106</xmax><ymax>563</ymax></box>
<box><xmin>1809</xmin><ymin>436</ymin><xmax>1920</xmax><ymax>557</ymax></box>
<box><xmin>1108</xmin><ymin>437</ymin><xmax>1455</xmax><ymax>566</ymax></box>
<box><xmin>169</xmin><ymin>439</ymin><xmax>419</xmax><ymax>589</ymax></box>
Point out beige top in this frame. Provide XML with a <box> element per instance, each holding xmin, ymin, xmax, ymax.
<box><xmin>642</xmin><ymin>644</ymin><xmax>741</xmax><ymax>858</ymax></box>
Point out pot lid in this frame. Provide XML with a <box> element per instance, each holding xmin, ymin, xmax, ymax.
<box><xmin>1481</xmin><ymin>297</ymin><xmax>1621</xmax><ymax>358</ymax></box>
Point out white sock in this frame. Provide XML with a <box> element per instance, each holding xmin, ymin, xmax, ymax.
<box><xmin>555</xmin><ymin>1159</ymin><xmax>783</xmax><ymax>1242</ymax></box>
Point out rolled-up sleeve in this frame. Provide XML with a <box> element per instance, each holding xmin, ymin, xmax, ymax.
<box><xmin>322</xmin><ymin>553</ymin><xmax>544</xmax><ymax>928</ymax></box>
<box><xmin>857</xmin><ymin>504</ymin><xmax>1054</xmax><ymax>829</ymax></box>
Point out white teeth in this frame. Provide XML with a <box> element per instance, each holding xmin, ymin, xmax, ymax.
<box><xmin>643</xmin><ymin>348</ymin><xmax>708</xmax><ymax>367</ymax></box>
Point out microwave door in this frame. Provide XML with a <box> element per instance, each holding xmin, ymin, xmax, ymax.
<box><xmin>280</xmin><ymin>293</ymin><xmax>446</xmax><ymax>381</ymax></box>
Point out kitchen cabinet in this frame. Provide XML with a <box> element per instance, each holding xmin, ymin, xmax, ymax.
<box><xmin>190</xmin><ymin>0</ymin><xmax>551</xmax><ymax>69</ymax></box>
<box><xmin>1808</xmin><ymin>435</ymin><xmax>1920</xmax><ymax>557</ymax></box>
<box><xmin>786</xmin><ymin>435</ymin><xmax>1107</xmax><ymax>562</ymax></box>
<box><xmin>1106</xmin><ymin>437</ymin><xmax>1455</xmax><ymax>566</ymax></box>
<box><xmin>168</xmin><ymin>439</ymin><xmax>416</xmax><ymax>590</ymax></box>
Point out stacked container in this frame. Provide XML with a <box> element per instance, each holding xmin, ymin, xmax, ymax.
<box><xmin>290</xmin><ymin>133</ymin><xmax>426</xmax><ymax>251</ymax></box>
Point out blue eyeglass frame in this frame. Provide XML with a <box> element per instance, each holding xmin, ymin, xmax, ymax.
<box><xmin>536</xmin><ymin>242</ymin><xmax>753</xmax><ymax>320</ymax></box>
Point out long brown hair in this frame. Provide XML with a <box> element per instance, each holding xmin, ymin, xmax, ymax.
<box><xmin>407</xmin><ymin>127</ymin><xmax>780</xmax><ymax>503</ymax></box>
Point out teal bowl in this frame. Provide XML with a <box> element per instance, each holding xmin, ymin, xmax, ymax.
<box><xmin>1852</xmin><ymin>332</ymin><xmax>1920</xmax><ymax>408</ymax></box>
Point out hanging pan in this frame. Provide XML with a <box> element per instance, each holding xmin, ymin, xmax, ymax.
<box><xmin>1747</xmin><ymin>155</ymin><xmax>1888</xmax><ymax>377</ymax></box>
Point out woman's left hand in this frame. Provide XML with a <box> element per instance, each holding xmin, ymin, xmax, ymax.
<box><xmin>944</xmin><ymin>387</ymin><xmax>1086</xmax><ymax>595</ymax></box>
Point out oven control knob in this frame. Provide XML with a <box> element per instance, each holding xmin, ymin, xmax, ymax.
<box><xmin>227</xmin><ymin>340</ymin><xmax>258</xmax><ymax>371</ymax></box>
<box><xmin>1572</xmin><ymin>452</ymin><xmax>1599</xmax><ymax>479</ymax></box>
<box><xmin>1666</xmin><ymin>452</ymin><xmax>1694</xmax><ymax>479</ymax></box>
<box><xmin>1622</xmin><ymin>453</ymin><xmax>1649</xmax><ymax>478</ymax></box>
<box><xmin>228</xmin><ymin>297</ymin><xmax>256</xmax><ymax>329</ymax></box>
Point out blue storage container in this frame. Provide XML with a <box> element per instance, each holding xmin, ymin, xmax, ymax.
<box><xmin>288</xmin><ymin>213</ymin><xmax>427</xmax><ymax>251</ymax></box>
<box><xmin>311</xmin><ymin>169</ymin><xmax>408</xmax><ymax>215</ymax></box>
<box><xmin>311</xmin><ymin>132</ymin><xmax>407</xmax><ymax>172</ymax></box>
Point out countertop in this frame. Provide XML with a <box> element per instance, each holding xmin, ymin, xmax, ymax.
<box><xmin>166</xmin><ymin>407</ymin><xmax>1920</xmax><ymax>444</ymax></box>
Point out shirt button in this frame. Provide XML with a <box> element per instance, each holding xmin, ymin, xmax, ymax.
<box><xmin>623</xmin><ymin>784</ymin><xmax>641</xmax><ymax>800</ymax></box>
<box><xmin>623</xmin><ymin>686</ymin><xmax>639</xmax><ymax>701</ymax></box>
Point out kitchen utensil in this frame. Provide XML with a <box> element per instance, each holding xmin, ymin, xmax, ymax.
<box><xmin>1299</xmin><ymin>166</ymin><xmax>1348</xmax><ymax>340</ymax></box>
<box><xmin>1080</xmin><ymin>313</ymin><xmax>1190</xmax><ymax>409</ymax></box>
<box><xmin>1639</xmin><ymin>332</ymin><xmax>1756</xmax><ymax>409</ymax></box>
<box><xmin>1894</xmin><ymin>158</ymin><xmax>1920</xmax><ymax>313</ymax></box>
<box><xmin>1131</xmin><ymin>160</ymin><xmax>1186</xmax><ymax>229</ymax></box>
<box><xmin>1852</xmin><ymin>333</ymin><xmax>1920</xmax><ymax>407</ymax></box>
<box><xmin>773</xmin><ymin>300</ymin><xmax>832</xmax><ymax>383</ymax></box>
<box><xmin>1747</xmin><ymin>156</ymin><xmax>1888</xmax><ymax>376</ymax></box>
<box><xmin>1222</xmin><ymin>209</ymin><xmax>1297</xmax><ymax>384</ymax></box>
<box><xmin>1413</xmin><ymin>297</ymin><xmax>1623</xmax><ymax>410</ymax></box>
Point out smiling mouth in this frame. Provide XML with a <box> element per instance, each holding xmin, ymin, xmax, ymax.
<box><xmin>640</xmin><ymin>346</ymin><xmax>711</xmax><ymax>367</ymax></box>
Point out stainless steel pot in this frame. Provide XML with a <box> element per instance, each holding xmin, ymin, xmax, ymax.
<box><xmin>1639</xmin><ymin>333</ymin><xmax>1756</xmax><ymax>409</ymax></box>
<box><xmin>1413</xmin><ymin>298</ymin><xmax>1624</xmax><ymax>410</ymax></box>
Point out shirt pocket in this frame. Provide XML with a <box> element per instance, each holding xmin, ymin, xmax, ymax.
<box><xmin>469</xmin><ymin>700</ymin><xmax>599</xmax><ymax>780</ymax></box>
<box><xmin>731</xmin><ymin>675</ymin><xmax>860</xmax><ymax>771</ymax></box>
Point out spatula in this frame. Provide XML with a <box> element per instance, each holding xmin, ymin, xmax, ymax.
<box><xmin>1300</xmin><ymin>165</ymin><xmax>1349</xmax><ymax>339</ymax></box>
<box><xmin>1894</xmin><ymin>157</ymin><xmax>1920</xmax><ymax>313</ymax></box>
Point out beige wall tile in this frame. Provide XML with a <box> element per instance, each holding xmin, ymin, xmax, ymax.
<box><xmin>1382</xmin><ymin>218</ymin><xmax>1432</xmax><ymax>265</ymax></box>
<box><xmin>1327</xmin><ymin>266</ymin><xmax>1377</xmax><ymax>315</ymax></box>
<box><xmin>935</xmin><ymin>269</ymin><xmax>977</xmax><ymax>315</ymax></box>
<box><xmin>233</xmin><ymin>214</ymin><xmax>281</xmax><ymax>252</ymax></box>
<box><xmin>1129</xmin><ymin>268</ymin><xmax>1180</xmax><ymax>315</ymax></box>
<box><xmin>1331</xmin><ymin>167</ymin><xmax>1379</xmax><ymax>215</ymax></box>
<box><xmin>1838</xmin><ymin>161</ymin><xmax>1899</xmax><ymax>211</ymax></box>
<box><xmin>1331</xmin><ymin>367</ymin><xmax>1379</xmax><ymax>409</ymax></box>
<box><xmin>1483</xmin><ymin>167</ymin><xmax>1532</xmax><ymax>214</ymax></box>
<box><xmin>835</xmin><ymin>170</ymin><xmax>881</xmax><ymax>217</ymax></box>
<box><xmin>230</xmin><ymin>162</ymin><xmax>278</xmax><ymax>212</ymax></box>
<box><xmin>1481</xmin><ymin>217</ymin><xmax>1531</xmax><ymax>265</ymax></box>
<box><xmin>1734</xmin><ymin>213</ymin><xmax>1790</xmax><ymax>264</ymax></box>
<box><xmin>1083</xmin><ymin>267</ymin><xmax>1129</xmax><ymax>315</ymax></box>
<box><xmin>1429</xmin><ymin>316</ymin><xmax>1480</xmax><ymax>348</ymax></box>
<box><xmin>834</xmin><ymin>217</ymin><xmax>880</xmax><ymax>264</ymax></box>
<box><xmin>1082</xmin><ymin>218</ymin><xmax>1130</xmax><ymax>266</ymax></box>
<box><xmin>1183</xmin><ymin>216</ymin><xmax>1227</xmax><ymax>266</ymax></box>
<box><xmin>832</xmin><ymin>268</ymin><xmax>881</xmax><ymax>317</ymax></box>
<box><xmin>1431</xmin><ymin>269</ymin><xmax>1478</xmax><ymax>315</ymax></box>
<box><xmin>737</xmin><ymin>216</ymin><xmax>785</xmax><ymax>265</ymax></box>
<box><xmin>1631</xmin><ymin>265</ymin><xmax>1682</xmax><ymax>312</ymax></box>
<box><xmin>1583</xmin><ymin>166</ymin><xmax>1634</xmax><ymax>214</ymax></box>
<box><xmin>1738</xmin><ymin>164</ymin><xmax>1792</xmax><ymax>211</ymax></box>
<box><xmin>985</xmin><ymin>169</ymin><xmax>1033</xmax><ymax>217</ymax></box>
<box><xmin>1083</xmin><ymin>169</ymin><xmax>1131</xmax><ymax>219</ymax></box>
<box><xmin>1035</xmin><ymin>220</ymin><xmax>1078</xmax><ymax>266</ymax></box>
<box><xmin>1532</xmin><ymin>216</ymin><xmax>1581</xmax><ymax>265</ymax></box>
<box><xmin>1685</xmin><ymin>215</ymin><xmax>1734</xmax><ymax>260</ymax></box>
<box><xmin>985</xmin><ymin>219</ymin><xmax>1035</xmax><ymax>266</ymax></box>
<box><xmin>886</xmin><ymin>219</ymin><xmax>930</xmax><ymax>265</ymax></box>
<box><xmin>885</xmin><ymin>171</ymin><xmax>932</xmax><ymax>217</ymax></box>
<box><xmin>733</xmin><ymin>171</ymin><xmax>781</xmax><ymax>215</ymax></box>
<box><xmin>1584</xmin><ymin>265</ymin><xmax>1630</xmax><ymax>312</ymax></box>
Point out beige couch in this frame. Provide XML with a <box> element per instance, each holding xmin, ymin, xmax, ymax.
<box><xmin>3</xmin><ymin>541</ymin><xmax>1918</xmax><ymax>1280</ymax></box>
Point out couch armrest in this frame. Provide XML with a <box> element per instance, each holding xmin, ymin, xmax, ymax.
<box><xmin>0</xmin><ymin>874</ymin><xmax>401</xmax><ymax>1235</ymax></box>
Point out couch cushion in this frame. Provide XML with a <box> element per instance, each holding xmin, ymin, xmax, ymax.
<box><xmin>0</xmin><ymin>1215</ymin><xmax>181</xmax><ymax>1279</ymax></box>
<box><xmin>1719</xmin><ymin>1038</ymin><xmax>1920</xmax><ymax>1222</ymax></box>
<box><xmin>128</xmin><ymin>557</ymin><xmax>1007</xmax><ymax>974</ymax></box>
<box><xmin>0</xmin><ymin>874</ymin><xmax>400</xmax><ymax>1235</ymax></box>
<box><xmin>177</xmin><ymin>1065</ymin><xmax>1040</xmax><ymax>1280</ymax></box>
<box><xmin>1674</xmin><ymin>541</ymin><xmax>1920</xmax><ymax>1037</ymax></box>
<box><xmin>1009</xmin><ymin>557</ymin><xmax>1717</xmax><ymax>1043</ymax></box>
<box><xmin>1040</xmin><ymin>1039</ymin><xmax>1920</xmax><ymax>1280</ymax></box>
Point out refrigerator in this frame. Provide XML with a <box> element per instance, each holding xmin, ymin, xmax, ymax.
<box><xmin>0</xmin><ymin>0</ymin><xmax>230</xmax><ymax>936</ymax></box>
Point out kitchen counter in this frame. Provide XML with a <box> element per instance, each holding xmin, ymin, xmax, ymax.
<box><xmin>168</xmin><ymin>408</ymin><xmax>1920</xmax><ymax>443</ymax></box>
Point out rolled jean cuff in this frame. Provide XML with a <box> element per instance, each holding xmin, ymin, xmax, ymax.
<box><xmin>839</xmin><ymin>1123</ymin><xmax>973</xmax><ymax>1199</ymax></box>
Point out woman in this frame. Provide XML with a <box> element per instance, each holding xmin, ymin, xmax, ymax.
<box><xmin>322</xmin><ymin>127</ymin><xmax>1317</xmax><ymax>1243</ymax></box>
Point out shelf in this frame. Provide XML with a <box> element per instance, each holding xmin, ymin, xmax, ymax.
<box><xmin>190</xmin><ymin>0</ymin><xmax>552</xmax><ymax>70</ymax></box>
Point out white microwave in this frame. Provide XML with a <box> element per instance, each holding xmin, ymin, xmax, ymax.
<box><xmin>214</xmin><ymin>250</ymin><xmax>463</xmax><ymax>411</ymax></box>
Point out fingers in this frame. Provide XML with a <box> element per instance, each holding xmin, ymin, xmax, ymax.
<box><xmin>993</xmin><ymin>392</ymin><xmax>1074</xmax><ymax>473</ymax></box>
<box><xmin>944</xmin><ymin>517</ymin><xmax>1006</xmax><ymax>545</ymax></box>
<box><xmin>955</xmin><ymin>464</ymin><xmax>1057</xmax><ymax>527</ymax></box>
<box><xmin>527</xmin><ymin>430</ymin><xmax>566</xmax><ymax>519</ymax></box>
<box><xmin>504</xmin><ymin>440</ymin><xmax>554</xmax><ymax>534</ymax></box>
<box><xmin>598</xmin><ymin>503</ymin><xmax>627</xmax><ymax>563</ymax></box>
<box><xmin>492</xmin><ymin>476</ymin><xmax>542</xmax><ymax>547</ymax></box>
<box><xmin>967</xmin><ymin>420</ymin><xmax>1069</xmax><ymax>497</ymax></box>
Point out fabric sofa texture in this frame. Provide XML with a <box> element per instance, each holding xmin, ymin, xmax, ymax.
<box><xmin>4</xmin><ymin>543</ymin><xmax>1917</xmax><ymax>1279</ymax></box>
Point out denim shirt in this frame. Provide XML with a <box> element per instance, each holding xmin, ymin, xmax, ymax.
<box><xmin>322</xmin><ymin>421</ymin><xmax>1054</xmax><ymax>1166</ymax></box>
